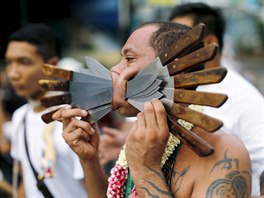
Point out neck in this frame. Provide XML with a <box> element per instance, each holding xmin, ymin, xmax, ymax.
<box><xmin>28</xmin><ymin>99</ymin><xmax>45</xmax><ymax>112</ymax></box>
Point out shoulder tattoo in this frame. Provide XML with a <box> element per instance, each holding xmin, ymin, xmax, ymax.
<box><xmin>206</xmin><ymin>149</ymin><xmax>250</xmax><ymax>198</ymax></box>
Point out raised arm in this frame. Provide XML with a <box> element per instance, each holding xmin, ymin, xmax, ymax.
<box><xmin>52</xmin><ymin>105</ymin><xmax>108</xmax><ymax>198</ymax></box>
<box><xmin>125</xmin><ymin>99</ymin><xmax>173</xmax><ymax>197</ymax></box>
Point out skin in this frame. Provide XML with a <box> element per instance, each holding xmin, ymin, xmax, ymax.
<box><xmin>53</xmin><ymin>24</ymin><xmax>251</xmax><ymax>197</ymax></box>
<box><xmin>5</xmin><ymin>42</ymin><xmax>47</xmax><ymax>102</ymax></box>
<box><xmin>99</xmin><ymin>122</ymin><xmax>132</xmax><ymax>166</ymax></box>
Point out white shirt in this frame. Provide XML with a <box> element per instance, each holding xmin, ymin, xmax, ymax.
<box><xmin>6</xmin><ymin>104</ymin><xmax>87</xmax><ymax>198</ymax></box>
<box><xmin>197</xmin><ymin>68</ymin><xmax>264</xmax><ymax>195</ymax></box>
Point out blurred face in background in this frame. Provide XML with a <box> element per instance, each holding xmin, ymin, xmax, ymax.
<box><xmin>170</xmin><ymin>15</ymin><xmax>194</xmax><ymax>27</ymax></box>
<box><xmin>5</xmin><ymin>41</ymin><xmax>46</xmax><ymax>100</ymax></box>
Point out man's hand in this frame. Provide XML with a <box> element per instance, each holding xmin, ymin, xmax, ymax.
<box><xmin>99</xmin><ymin>120</ymin><xmax>132</xmax><ymax>165</ymax></box>
<box><xmin>125</xmin><ymin>99</ymin><xmax>170</xmax><ymax>171</ymax></box>
<box><xmin>52</xmin><ymin>105</ymin><xmax>100</xmax><ymax>161</ymax></box>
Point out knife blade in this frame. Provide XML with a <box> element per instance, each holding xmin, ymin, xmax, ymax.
<box><xmin>84</xmin><ymin>56</ymin><xmax>111</xmax><ymax>80</ymax></box>
<box><xmin>126</xmin><ymin>73</ymin><xmax>160</xmax><ymax>98</ymax></box>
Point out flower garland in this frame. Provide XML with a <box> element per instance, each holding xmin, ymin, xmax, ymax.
<box><xmin>107</xmin><ymin>105</ymin><xmax>203</xmax><ymax>198</ymax></box>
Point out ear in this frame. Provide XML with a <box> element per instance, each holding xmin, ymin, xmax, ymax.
<box><xmin>204</xmin><ymin>34</ymin><xmax>219</xmax><ymax>46</ymax></box>
<box><xmin>47</xmin><ymin>56</ymin><xmax>59</xmax><ymax>66</ymax></box>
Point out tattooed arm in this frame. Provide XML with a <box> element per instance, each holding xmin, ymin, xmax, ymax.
<box><xmin>125</xmin><ymin>99</ymin><xmax>174</xmax><ymax>197</ymax></box>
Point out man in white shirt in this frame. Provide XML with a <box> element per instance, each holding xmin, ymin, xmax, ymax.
<box><xmin>169</xmin><ymin>2</ymin><xmax>264</xmax><ymax>196</ymax></box>
<box><xmin>4</xmin><ymin>23</ymin><xmax>87</xmax><ymax>197</ymax></box>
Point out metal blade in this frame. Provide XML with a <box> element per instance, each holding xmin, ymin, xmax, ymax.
<box><xmin>131</xmin><ymin>91</ymin><xmax>163</xmax><ymax>103</ymax></box>
<box><xmin>69</xmin><ymin>82</ymin><xmax>112</xmax><ymax>93</ymax></box>
<box><xmin>126</xmin><ymin>73</ymin><xmax>159</xmax><ymax>98</ymax></box>
<box><xmin>127</xmin><ymin>99</ymin><xmax>144</xmax><ymax>111</ymax></box>
<box><xmin>130</xmin><ymin>79</ymin><xmax>162</xmax><ymax>98</ymax></box>
<box><xmin>82</xmin><ymin>104</ymin><xmax>112</xmax><ymax>124</ymax></box>
<box><xmin>84</xmin><ymin>56</ymin><xmax>111</xmax><ymax>80</ymax></box>
<box><xmin>71</xmin><ymin>89</ymin><xmax>112</xmax><ymax>109</ymax></box>
<box><xmin>135</xmin><ymin>58</ymin><xmax>169</xmax><ymax>78</ymax></box>
<box><xmin>127</xmin><ymin>91</ymin><xmax>163</xmax><ymax>111</ymax></box>
<box><xmin>131</xmin><ymin>86</ymin><xmax>160</xmax><ymax>99</ymax></box>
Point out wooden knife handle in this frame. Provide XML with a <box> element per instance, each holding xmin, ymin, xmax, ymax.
<box><xmin>39</xmin><ymin>80</ymin><xmax>69</xmax><ymax>91</ymax></box>
<box><xmin>170</xmin><ymin>103</ymin><xmax>223</xmax><ymax>132</ymax></box>
<box><xmin>167</xmin><ymin>115</ymin><xmax>214</xmax><ymax>157</ymax></box>
<box><xmin>159</xmin><ymin>23</ymin><xmax>205</xmax><ymax>65</ymax></box>
<box><xmin>41</xmin><ymin>93</ymin><xmax>71</xmax><ymax>107</ymax></box>
<box><xmin>174</xmin><ymin>67</ymin><xmax>227</xmax><ymax>88</ymax></box>
<box><xmin>41</xmin><ymin>108</ymin><xmax>62</xmax><ymax>123</ymax></box>
<box><xmin>42</xmin><ymin>64</ymin><xmax>72</xmax><ymax>80</ymax></box>
<box><xmin>167</xmin><ymin>44</ymin><xmax>218</xmax><ymax>76</ymax></box>
<box><xmin>174</xmin><ymin>89</ymin><xmax>228</xmax><ymax>108</ymax></box>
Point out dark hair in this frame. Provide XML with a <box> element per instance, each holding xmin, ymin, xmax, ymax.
<box><xmin>169</xmin><ymin>2</ymin><xmax>225</xmax><ymax>52</ymax></box>
<box><xmin>8</xmin><ymin>23</ymin><xmax>62</xmax><ymax>61</ymax></box>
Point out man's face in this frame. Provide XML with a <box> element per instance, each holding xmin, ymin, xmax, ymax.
<box><xmin>110</xmin><ymin>25</ymin><xmax>158</xmax><ymax>116</ymax></box>
<box><xmin>5</xmin><ymin>41</ymin><xmax>46</xmax><ymax>99</ymax></box>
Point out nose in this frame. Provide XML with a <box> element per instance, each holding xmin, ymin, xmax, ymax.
<box><xmin>110</xmin><ymin>62</ymin><xmax>126</xmax><ymax>76</ymax></box>
<box><xmin>6</xmin><ymin>63</ymin><xmax>20</xmax><ymax>80</ymax></box>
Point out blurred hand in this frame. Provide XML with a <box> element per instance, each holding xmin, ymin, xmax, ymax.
<box><xmin>99</xmin><ymin>123</ymin><xmax>130</xmax><ymax>166</ymax></box>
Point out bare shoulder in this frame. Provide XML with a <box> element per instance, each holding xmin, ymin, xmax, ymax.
<box><xmin>171</xmin><ymin>128</ymin><xmax>252</xmax><ymax>198</ymax></box>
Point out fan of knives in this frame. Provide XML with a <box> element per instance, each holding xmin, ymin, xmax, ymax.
<box><xmin>39</xmin><ymin>23</ymin><xmax>228</xmax><ymax>157</ymax></box>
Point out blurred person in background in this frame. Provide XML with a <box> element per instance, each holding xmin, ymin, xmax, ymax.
<box><xmin>3</xmin><ymin>23</ymin><xmax>87</xmax><ymax>197</ymax></box>
<box><xmin>169</xmin><ymin>2</ymin><xmax>264</xmax><ymax>196</ymax></box>
<box><xmin>0</xmin><ymin>68</ymin><xmax>26</xmax><ymax>198</ymax></box>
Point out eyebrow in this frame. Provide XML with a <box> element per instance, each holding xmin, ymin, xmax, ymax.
<box><xmin>121</xmin><ymin>47</ymin><xmax>137</xmax><ymax>56</ymax></box>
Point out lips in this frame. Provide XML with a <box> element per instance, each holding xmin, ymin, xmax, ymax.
<box><xmin>11</xmin><ymin>84</ymin><xmax>24</xmax><ymax>92</ymax></box>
